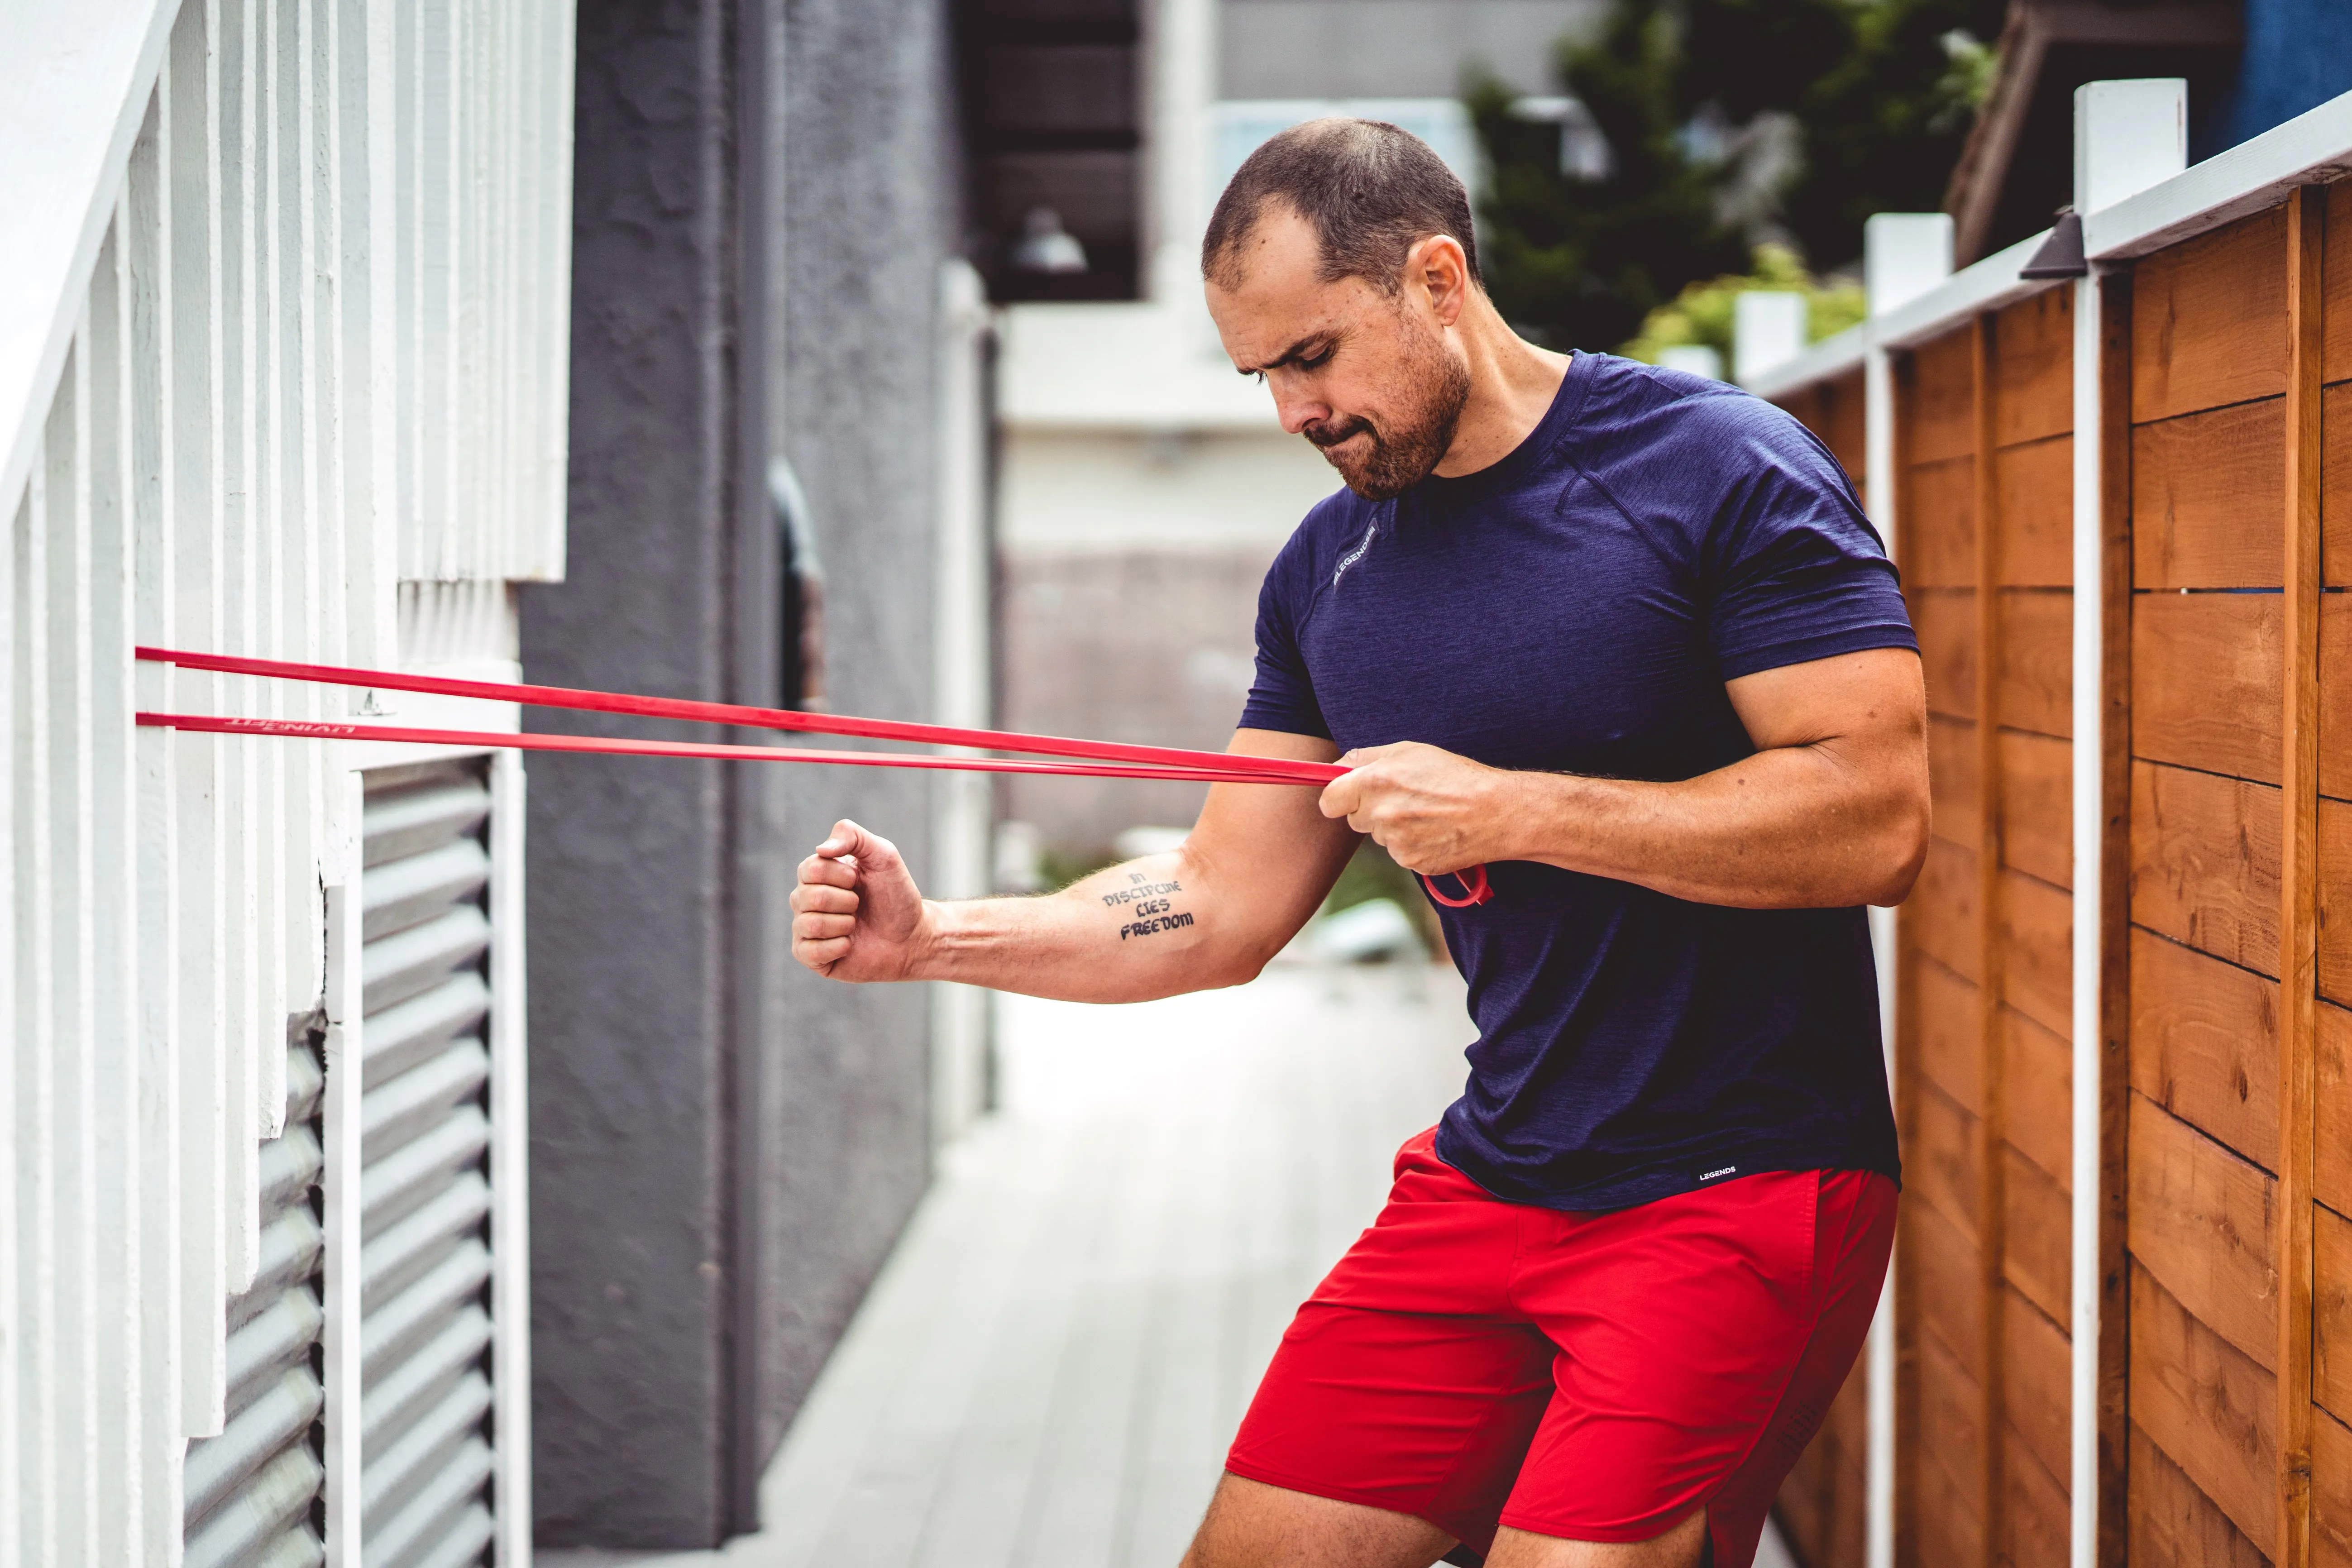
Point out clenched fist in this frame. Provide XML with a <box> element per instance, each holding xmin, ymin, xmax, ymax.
<box><xmin>789</xmin><ymin>819</ymin><xmax>931</xmax><ymax>981</ymax></box>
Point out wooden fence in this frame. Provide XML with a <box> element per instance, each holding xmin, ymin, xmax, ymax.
<box><xmin>1752</xmin><ymin>84</ymin><xmax>2352</xmax><ymax>1568</ymax></box>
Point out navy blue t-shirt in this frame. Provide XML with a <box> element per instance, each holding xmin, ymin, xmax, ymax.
<box><xmin>1242</xmin><ymin>352</ymin><xmax>1912</xmax><ymax>1211</ymax></box>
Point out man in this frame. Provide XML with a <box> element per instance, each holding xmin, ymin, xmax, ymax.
<box><xmin>790</xmin><ymin>119</ymin><xmax>1925</xmax><ymax>1568</ymax></box>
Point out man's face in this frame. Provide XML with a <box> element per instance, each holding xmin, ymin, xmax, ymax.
<box><xmin>1205</xmin><ymin>208</ymin><xmax>1472</xmax><ymax>501</ymax></box>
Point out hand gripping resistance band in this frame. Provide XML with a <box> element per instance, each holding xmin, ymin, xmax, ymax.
<box><xmin>133</xmin><ymin>645</ymin><xmax>1496</xmax><ymax>907</ymax></box>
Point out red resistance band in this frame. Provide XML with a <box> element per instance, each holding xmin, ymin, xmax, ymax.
<box><xmin>134</xmin><ymin>645</ymin><xmax>1496</xmax><ymax>908</ymax></box>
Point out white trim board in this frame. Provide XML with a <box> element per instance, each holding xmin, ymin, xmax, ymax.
<box><xmin>0</xmin><ymin>0</ymin><xmax>180</xmax><ymax>522</ymax></box>
<box><xmin>2086</xmin><ymin>88</ymin><xmax>2352</xmax><ymax>263</ymax></box>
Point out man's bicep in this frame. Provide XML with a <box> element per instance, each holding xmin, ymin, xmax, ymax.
<box><xmin>1723</xmin><ymin>646</ymin><xmax>1927</xmax><ymax>754</ymax></box>
<box><xmin>1182</xmin><ymin>729</ymin><xmax>1358</xmax><ymax>947</ymax></box>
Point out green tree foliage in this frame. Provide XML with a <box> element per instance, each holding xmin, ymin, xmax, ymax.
<box><xmin>1468</xmin><ymin>1</ymin><xmax>1748</xmax><ymax>354</ymax></box>
<box><xmin>1471</xmin><ymin>0</ymin><xmax>2005</xmax><ymax>353</ymax></box>
<box><xmin>1621</xmin><ymin>244</ymin><xmax>1866</xmax><ymax>367</ymax></box>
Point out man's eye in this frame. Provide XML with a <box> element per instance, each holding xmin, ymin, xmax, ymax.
<box><xmin>1299</xmin><ymin>348</ymin><xmax>1334</xmax><ymax>371</ymax></box>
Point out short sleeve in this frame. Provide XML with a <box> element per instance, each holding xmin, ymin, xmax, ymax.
<box><xmin>1237</xmin><ymin>540</ymin><xmax>1332</xmax><ymax>739</ymax></box>
<box><xmin>1705</xmin><ymin>437</ymin><xmax>1917</xmax><ymax>682</ymax></box>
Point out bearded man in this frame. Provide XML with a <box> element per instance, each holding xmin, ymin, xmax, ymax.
<box><xmin>789</xmin><ymin>118</ymin><xmax>1925</xmax><ymax>1568</ymax></box>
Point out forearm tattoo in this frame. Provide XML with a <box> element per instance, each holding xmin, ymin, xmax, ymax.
<box><xmin>1101</xmin><ymin>870</ymin><xmax>1195</xmax><ymax>942</ymax></box>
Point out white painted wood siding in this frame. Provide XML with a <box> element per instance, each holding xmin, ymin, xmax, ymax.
<box><xmin>0</xmin><ymin>1</ymin><xmax>574</xmax><ymax>1563</ymax></box>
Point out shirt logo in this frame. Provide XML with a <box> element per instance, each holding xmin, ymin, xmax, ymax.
<box><xmin>1331</xmin><ymin>518</ymin><xmax>1379</xmax><ymax>590</ymax></box>
<box><xmin>1699</xmin><ymin>1166</ymin><xmax>1737</xmax><ymax>1182</ymax></box>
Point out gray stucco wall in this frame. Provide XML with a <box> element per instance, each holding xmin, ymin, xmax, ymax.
<box><xmin>758</xmin><ymin>0</ymin><xmax>961</xmax><ymax>1466</ymax></box>
<box><xmin>524</xmin><ymin>0</ymin><xmax>738</xmax><ymax>1545</ymax></box>
<box><xmin>525</xmin><ymin>0</ymin><xmax>959</xmax><ymax>1547</ymax></box>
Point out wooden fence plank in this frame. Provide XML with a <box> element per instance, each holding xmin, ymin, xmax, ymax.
<box><xmin>2324</xmin><ymin>183</ymin><xmax>2352</xmax><ymax>385</ymax></box>
<box><xmin>1972</xmin><ymin>312</ymin><xmax>2008</xmax><ymax>1568</ymax></box>
<box><xmin>2317</xmin><ymin>596</ymin><xmax>2352</xmax><ymax>794</ymax></box>
<box><xmin>2131</xmin><ymin>398</ymin><xmax>2287</xmax><ymax>588</ymax></box>
<box><xmin>2129</xmin><ymin>1421</ymin><xmax>2270</xmax><ymax>1568</ymax></box>
<box><xmin>2096</xmin><ymin>271</ymin><xmax>2137</xmax><ymax>1563</ymax></box>
<box><xmin>2001</xmin><ymin>1436</ymin><xmax>2070</xmax><ymax>1568</ymax></box>
<box><xmin>2131</xmin><ymin>760</ymin><xmax>2283</xmax><ymax>974</ymax></box>
<box><xmin>2130</xmin><ymin>1260</ymin><xmax>2280</xmax><ymax>1556</ymax></box>
<box><xmin>2129</xmin><ymin>926</ymin><xmax>2282</xmax><ymax>1171</ymax></box>
<box><xmin>1920</xmin><ymin>1327</ymin><xmax>1991</xmax><ymax>1549</ymax></box>
<box><xmin>1993</xmin><ymin>286</ymin><xmax>2075</xmax><ymax>449</ymax></box>
<box><xmin>2131</xmin><ymin>590</ymin><xmax>2284</xmax><ymax>783</ymax></box>
<box><xmin>1916</xmin><ymin>1195</ymin><xmax>1991</xmax><ymax>1384</ymax></box>
<box><xmin>2314</xmin><ymin>1403</ymin><xmax>2352</xmax><ymax>1568</ymax></box>
<box><xmin>2002</xmin><ymin>1007</ymin><xmax>2071</xmax><ymax>1187</ymax></box>
<box><xmin>1916</xmin><ymin>1076</ymin><xmax>1985</xmax><ymax>1241</ymax></box>
<box><xmin>1932</xmin><ymin>713</ymin><xmax>1982</xmax><ymax>850</ymax></box>
<box><xmin>1917</xmin><ymin>587</ymin><xmax>1978</xmax><ymax>721</ymax></box>
<box><xmin>1995</xmin><ymin>590</ymin><xmax>2072</xmax><ymax>739</ymax></box>
<box><xmin>2317</xmin><ymin>800</ymin><xmax>2352</xmax><ymax>1000</ymax></box>
<box><xmin>1999</xmin><ymin>866</ymin><xmax>2072</xmax><ymax>1038</ymax></box>
<box><xmin>1912</xmin><ymin>837</ymin><xmax>1984</xmax><ymax>983</ymax></box>
<box><xmin>2129</xmin><ymin>1092</ymin><xmax>2280</xmax><ymax>1372</ymax></box>
<box><xmin>2317</xmin><ymin>1003</ymin><xmax>2352</xmax><ymax>1214</ymax></box>
<box><xmin>1916</xmin><ymin>1425</ymin><xmax>1989</xmax><ymax>1568</ymax></box>
<box><xmin>1917</xmin><ymin>953</ymin><xmax>1985</xmax><ymax>1115</ymax></box>
<box><xmin>2132</xmin><ymin>202</ymin><xmax>2290</xmax><ymax>425</ymax></box>
<box><xmin>1820</xmin><ymin>368</ymin><xmax>1869</xmax><ymax>488</ymax></box>
<box><xmin>2003</xmin><ymin>1285</ymin><xmax>2073</xmax><ymax>1490</ymax></box>
<box><xmin>2280</xmin><ymin>180</ymin><xmax>2327</xmax><ymax>1568</ymax></box>
<box><xmin>1911</xmin><ymin>325</ymin><xmax>1979</xmax><ymax>465</ymax></box>
<box><xmin>2314</xmin><ymin>1204</ymin><xmax>2352</xmax><ymax>1423</ymax></box>
<box><xmin>1906</xmin><ymin>455</ymin><xmax>1978</xmax><ymax>588</ymax></box>
<box><xmin>2322</xmin><ymin>385</ymin><xmax>2352</xmax><ymax>586</ymax></box>
<box><xmin>2004</xmin><ymin>1143</ymin><xmax>2071</xmax><ymax>1326</ymax></box>
<box><xmin>1995</xmin><ymin>437</ymin><xmax>2072</xmax><ymax>588</ymax></box>
<box><xmin>1998</xmin><ymin>729</ymin><xmax>2070</xmax><ymax>889</ymax></box>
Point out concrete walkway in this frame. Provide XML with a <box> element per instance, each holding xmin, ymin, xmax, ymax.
<box><xmin>545</xmin><ymin>961</ymin><xmax>1800</xmax><ymax>1568</ymax></box>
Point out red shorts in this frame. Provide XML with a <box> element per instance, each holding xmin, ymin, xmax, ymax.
<box><xmin>1226</xmin><ymin>1128</ymin><xmax>1895</xmax><ymax>1567</ymax></box>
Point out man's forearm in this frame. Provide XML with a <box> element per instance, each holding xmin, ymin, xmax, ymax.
<box><xmin>1495</xmin><ymin>743</ymin><xmax>1924</xmax><ymax>909</ymax></box>
<box><xmin>911</xmin><ymin>850</ymin><xmax>1282</xmax><ymax>1003</ymax></box>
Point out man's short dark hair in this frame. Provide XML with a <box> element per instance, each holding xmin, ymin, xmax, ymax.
<box><xmin>1201</xmin><ymin>117</ymin><xmax>1479</xmax><ymax>295</ymax></box>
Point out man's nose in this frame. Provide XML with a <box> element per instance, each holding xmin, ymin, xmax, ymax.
<box><xmin>1269</xmin><ymin>380</ymin><xmax>1329</xmax><ymax>436</ymax></box>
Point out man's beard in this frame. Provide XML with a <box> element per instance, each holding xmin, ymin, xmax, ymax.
<box><xmin>1302</xmin><ymin>335</ymin><xmax>1472</xmax><ymax>501</ymax></box>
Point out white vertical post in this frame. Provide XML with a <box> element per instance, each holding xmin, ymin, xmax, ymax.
<box><xmin>488</xmin><ymin>746</ymin><xmax>534</xmax><ymax>1568</ymax></box>
<box><xmin>317</xmin><ymin>777</ymin><xmax>364</xmax><ymax>1568</ymax></box>
<box><xmin>1144</xmin><ymin>0</ymin><xmax>1214</xmax><ymax>305</ymax></box>
<box><xmin>931</xmin><ymin>259</ymin><xmax>995</xmax><ymax>1146</ymax></box>
<box><xmin>2069</xmin><ymin>75</ymin><xmax>2185</xmax><ymax>1568</ymax></box>
<box><xmin>1732</xmin><ymin>292</ymin><xmax>1806</xmax><ymax>387</ymax></box>
<box><xmin>1860</xmin><ymin>209</ymin><xmax>1947</xmax><ymax>1568</ymax></box>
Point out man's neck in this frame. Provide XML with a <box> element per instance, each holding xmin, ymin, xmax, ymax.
<box><xmin>1431</xmin><ymin>299</ymin><xmax>1573</xmax><ymax>478</ymax></box>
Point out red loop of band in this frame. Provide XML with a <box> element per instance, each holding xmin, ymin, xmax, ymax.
<box><xmin>135</xmin><ymin>646</ymin><xmax>1499</xmax><ymax>906</ymax></box>
<box><xmin>136</xmin><ymin>645</ymin><xmax>1343</xmax><ymax>785</ymax></box>
<box><xmin>133</xmin><ymin>713</ymin><xmax>1334</xmax><ymax>786</ymax></box>
<box><xmin>1419</xmin><ymin>865</ymin><xmax>1494</xmax><ymax>908</ymax></box>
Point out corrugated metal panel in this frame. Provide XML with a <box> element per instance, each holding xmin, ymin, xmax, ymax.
<box><xmin>182</xmin><ymin>1038</ymin><xmax>327</xmax><ymax>1568</ymax></box>
<box><xmin>359</xmin><ymin>760</ymin><xmax>498</xmax><ymax>1568</ymax></box>
<box><xmin>0</xmin><ymin>0</ymin><xmax>569</xmax><ymax>1561</ymax></box>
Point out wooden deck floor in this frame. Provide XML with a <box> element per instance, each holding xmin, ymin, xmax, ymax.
<box><xmin>543</xmin><ymin>961</ymin><xmax>1799</xmax><ymax>1568</ymax></box>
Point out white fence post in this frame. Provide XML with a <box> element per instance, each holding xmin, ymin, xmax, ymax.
<box><xmin>2069</xmin><ymin>74</ymin><xmax>2187</xmax><ymax>1568</ymax></box>
<box><xmin>1861</xmin><ymin>208</ymin><xmax>1950</xmax><ymax>1568</ymax></box>
<box><xmin>1733</xmin><ymin>292</ymin><xmax>1806</xmax><ymax>387</ymax></box>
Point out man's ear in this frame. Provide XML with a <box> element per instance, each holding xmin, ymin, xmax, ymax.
<box><xmin>1409</xmin><ymin>234</ymin><xmax>1472</xmax><ymax>327</ymax></box>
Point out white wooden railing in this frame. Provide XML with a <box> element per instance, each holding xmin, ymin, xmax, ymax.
<box><xmin>0</xmin><ymin>0</ymin><xmax>574</xmax><ymax>1562</ymax></box>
